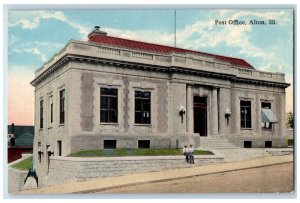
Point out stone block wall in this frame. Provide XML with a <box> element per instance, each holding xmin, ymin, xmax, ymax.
<box><xmin>8</xmin><ymin>168</ymin><xmax>28</xmax><ymax>193</ymax></box>
<box><xmin>40</xmin><ymin>155</ymin><xmax>224</xmax><ymax>187</ymax></box>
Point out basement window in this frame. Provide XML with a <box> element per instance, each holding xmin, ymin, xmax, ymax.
<box><xmin>244</xmin><ymin>141</ymin><xmax>252</xmax><ymax>148</ymax></box>
<box><xmin>265</xmin><ymin>141</ymin><xmax>272</xmax><ymax>148</ymax></box>
<box><xmin>104</xmin><ymin>140</ymin><xmax>117</xmax><ymax>149</ymax></box>
<box><xmin>138</xmin><ymin>140</ymin><xmax>150</xmax><ymax>149</ymax></box>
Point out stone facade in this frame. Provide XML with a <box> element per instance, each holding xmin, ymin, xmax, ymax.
<box><xmin>30</xmin><ymin>28</ymin><xmax>290</xmax><ymax>183</ymax></box>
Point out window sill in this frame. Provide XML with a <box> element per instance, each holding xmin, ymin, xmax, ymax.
<box><xmin>59</xmin><ymin>124</ymin><xmax>65</xmax><ymax>127</ymax></box>
<box><xmin>39</xmin><ymin>128</ymin><xmax>43</xmax><ymax>131</ymax></box>
<box><xmin>48</xmin><ymin>126</ymin><xmax>53</xmax><ymax>129</ymax></box>
<box><xmin>100</xmin><ymin>123</ymin><xmax>119</xmax><ymax>126</ymax></box>
<box><xmin>262</xmin><ymin>128</ymin><xmax>272</xmax><ymax>131</ymax></box>
<box><xmin>241</xmin><ymin>128</ymin><xmax>252</xmax><ymax>130</ymax></box>
<box><xmin>134</xmin><ymin>124</ymin><xmax>152</xmax><ymax>127</ymax></box>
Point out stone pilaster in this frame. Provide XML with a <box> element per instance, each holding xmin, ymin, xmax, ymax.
<box><xmin>211</xmin><ymin>87</ymin><xmax>219</xmax><ymax>135</ymax></box>
<box><xmin>186</xmin><ymin>85</ymin><xmax>193</xmax><ymax>133</ymax></box>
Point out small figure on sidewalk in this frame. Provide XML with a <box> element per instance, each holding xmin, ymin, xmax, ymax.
<box><xmin>187</xmin><ymin>144</ymin><xmax>194</xmax><ymax>164</ymax></box>
<box><xmin>182</xmin><ymin>145</ymin><xmax>189</xmax><ymax>163</ymax></box>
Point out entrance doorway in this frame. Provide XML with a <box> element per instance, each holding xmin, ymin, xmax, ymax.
<box><xmin>194</xmin><ymin>96</ymin><xmax>207</xmax><ymax>136</ymax></box>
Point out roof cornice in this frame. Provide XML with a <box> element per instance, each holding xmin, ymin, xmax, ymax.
<box><xmin>30</xmin><ymin>54</ymin><xmax>290</xmax><ymax>89</ymax></box>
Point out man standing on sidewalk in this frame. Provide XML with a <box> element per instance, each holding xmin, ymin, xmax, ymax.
<box><xmin>187</xmin><ymin>144</ymin><xmax>194</xmax><ymax>164</ymax></box>
<box><xmin>182</xmin><ymin>145</ymin><xmax>189</xmax><ymax>162</ymax></box>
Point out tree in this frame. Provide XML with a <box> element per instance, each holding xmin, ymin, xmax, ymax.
<box><xmin>286</xmin><ymin>112</ymin><xmax>294</xmax><ymax>129</ymax></box>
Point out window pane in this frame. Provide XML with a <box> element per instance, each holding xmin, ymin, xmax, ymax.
<box><xmin>40</xmin><ymin>100</ymin><xmax>43</xmax><ymax>128</ymax></box>
<box><xmin>50</xmin><ymin>103</ymin><xmax>53</xmax><ymax>123</ymax></box>
<box><xmin>143</xmin><ymin>92</ymin><xmax>150</xmax><ymax>98</ymax></box>
<box><xmin>101</xmin><ymin>88</ymin><xmax>108</xmax><ymax>95</ymax></box>
<box><xmin>135</xmin><ymin>99</ymin><xmax>142</xmax><ymax>111</ymax></box>
<box><xmin>101</xmin><ymin>88</ymin><xmax>118</xmax><ymax>96</ymax></box>
<box><xmin>59</xmin><ymin>89</ymin><xmax>65</xmax><ymax>124</ymax></box>
<box><xmin>100</xmin><ymin>110</ymin><xmax>108</xmax><ymax>122</ymax></box>
<box><xmin>135</xmin><ymin>91</ymin><xmax>141</xmax><ymax>97</ymax></box>
<box><xmin>100</xmin><ymin>88</ymin><xmax>118</xmax><ymax>123</ymax></box>
<box><xmin>135</xmin><ymin>91</ymin><xmax>151</xmax><ymax>124</ymax></box>
<box><xmin>241</xmin><ymin>101</ymin><xmax>251</xmax><ymax>107</ymax></box>
<box><xmin>143</xmin><ymin>111</ymin><xmax>151</xmax><ymax>124</ymax></box>
<box><xmin>109</xmin><ymin>110</ymin><xmax>118</xmax><ymax>123</ymax></box>
<box><xmin>60</xmin><ymin>112</ymin><xmax>64</xmax><ymax>124</ymax></box>
<box><xmin>60</xmin><ymin>90</ymin><xmax>65</xmax><ymax>98</ymax></box>
<box><xmin>143</xmin><ymin>101</ymin><xmax>150</xmax><ymax>111</ymax></box>
<box><xmin>135</xmin><ymin>112</ymin><xmax>142</xmax><ymax>124</ymax></box>
<box><xmin>262</xmin><ymin>102</ymin><xmax>271</xmax><ymax>109</ymax></box>
<box><xmin>110</xmin><ymin>88</ymin><xmax>118</xmax><ymax>95</ymax></box>
<box><xmin>110</xmin><ymin>97</ymin><xmax>118</xmax><ymax>110</ymax></box>
<box><xmin>101</xmin><ymin>97</ymin><xmax>108</xmax><ymax>109</ymax></box>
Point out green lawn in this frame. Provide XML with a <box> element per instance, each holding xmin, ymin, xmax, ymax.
<box><xmin>68</xmin><ymin>148</ymin><xmax>214</xmax><ymax>157</ymax></box>
<box><xmin>11</xmin><ymin>156</ymin><xmax>33</xmax><ymax>171</ymax></box>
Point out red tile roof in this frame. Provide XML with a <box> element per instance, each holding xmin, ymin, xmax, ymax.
<box><xmin>88</xmin><ymin>34</ymin><xmax>254</xmax><ymax>69</ymax></box>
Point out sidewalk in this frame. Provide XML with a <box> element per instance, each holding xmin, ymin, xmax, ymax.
<box><xmin>16</xmin><ymin>154</ymin><xmax>293</xmax><ymax>194</ymax></box>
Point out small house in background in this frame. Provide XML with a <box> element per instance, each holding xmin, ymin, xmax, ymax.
<box><xmin>7</xmin><ymin>123</ymin><xmax>34</xmax><ymax>163</ymax></box>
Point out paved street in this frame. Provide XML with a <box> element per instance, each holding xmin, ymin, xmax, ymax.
<box><xmin>95</xmin><ymin>162</ymin><xmax>294</xmax><ymax>193</ymax></box>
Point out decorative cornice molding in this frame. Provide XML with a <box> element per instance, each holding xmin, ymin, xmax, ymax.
<box><xmin>30</xmin><ymin>54</ymin><xmax>290</xmax><ymax>89</ymax></box>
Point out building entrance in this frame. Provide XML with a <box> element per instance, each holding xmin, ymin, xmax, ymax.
<box><xmin>194</xmin><ymin>96</ymin><xmax>207</xmax><ymax>136</ymax></box>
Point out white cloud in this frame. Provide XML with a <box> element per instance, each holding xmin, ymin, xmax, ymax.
<box><xmin>172</xmin><ymin>10</ymin><xmax>292</xmax><ymax>74</ymax></box>
<box><xmin>9</xmin><ymin>11</ymin><xmax>65</xmax><ymax>29</ymax></box>
<box><xmin>8</xmin><ymin>35</ymin><xmax>20</xmax><ymax>46</ymax></box>
<box><xmin>9</xmin><ymin>10</ymin><xmax>292</xmax><ymax>74</ymax></box>
<box><xmin>9</xmin><ymin>11</ymin><xmax>90</xmax><ymax>37</ymax></box>
<box><xmin>101</xmin><ymin>10</ymin><xmax>291</xmax><ymax>76</ymax></box>
<box><xmin>12</xmin><ymin>47</ymin><xmax>47</xmax><ymax>62</ymax></box>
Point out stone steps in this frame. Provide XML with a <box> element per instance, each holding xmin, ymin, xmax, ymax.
<box><xmin>214</xmin><ymin>148</ymin><xmax>271</xmax><ymax>162</ymax></box>
<box><xmin>200</xmin><ymin>136</ymin><xmax>239</xmax><ymax>149</ymax></box>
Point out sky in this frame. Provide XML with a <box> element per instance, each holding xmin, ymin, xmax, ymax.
<box><xmin>7</xmin><ymin>9</ymin><xmax>294</xmax><ymax>126</ymax></box>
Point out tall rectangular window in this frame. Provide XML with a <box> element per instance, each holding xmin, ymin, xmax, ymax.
<box><xmin>57</xmin><ymin>141</ymin><xmax>62</xmax><ymax>156</ymax></box>
<box><xmin>240</xmin><ymin>100</ymin><xmax>251</xmax><ymax>128</ymax></box>
<box><xmin>135</xmin><ymin>91</ymin><xmax>151</xmax><ymax>124</ymax></box>
<box><xmin>100</xmin><ymin>88</ymin><xmax>118</xmax><ymax>123</ymax></box>
<box><xmin>40</xmin><ymin>100</ymin><xmax>44</xmax><ymax>129</ymax></box>
<box><xmin>49</xmin><ymin>95</ymin><xmax>53</xmax><ymax>124</ymax></box>
<box><xmin>59</xmin><ymin>89</ymin><xmax>65</xmax><ymax>124</ymax></box>
<box><xmin>38</xmin><ymin>142</ymin><xmax>42</xmax><ymax>163</ymax></box>
<box><xmin>262</xmin><ymin>102</ymin><xmax>272</xmax><ymax>129</ymax></box>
